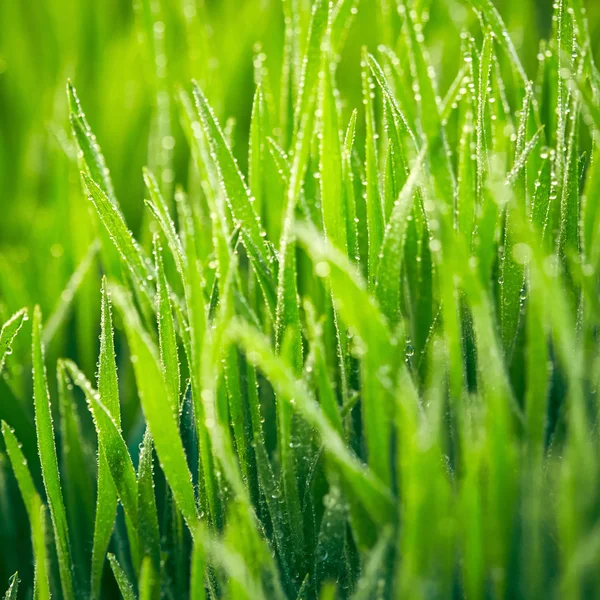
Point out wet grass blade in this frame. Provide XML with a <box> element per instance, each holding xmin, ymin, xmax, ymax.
<box><xmin>64</xmin><ymin>361</ymin><xmax>139</xmax><ymax>551</ymax></box>
<box><xmin>192</xmin><ymin>84</ymin><xmax>277</xmax><ymax>313</ymax></box>
<box><xmin>31</xmin><ymin>306</ymin><xmax>75</xmax><ymax>600</ymax></box>
<box><xmin>1</xmin><ymin>423</ymin><xmax>51</xmax><ymax>600</ymax></box>
<box><xmin>3</xmin><ymin>572</ymin><xmax>19</xmax><ymax>600</ymax></box>
<box><xmin>67</xmin><ymin>81</ymin><xmax>117</xmax><ymax>205</ymax></box>
<box><xmin>111</xmin><ymin>286</ymin><xmax>198</xmax><ymax>531</ymax></box>
<box><xmin>108</xmin><ymin>554</ymin><xmax>136</xmax><ymax>600</ymax></box>
<box><xmin>0</xmin><ymin>308</ymin><xmax>27</xmax><ymax>374</ymax></box>
<box><xmin>137</xmin><ymin>429</ymin><xmax>161</xmax><ymax>575</ymax></box>
<box><xmin>230</xmin><ymin>319</ymin><xmax>395</xmax><ymax>525</ymax></box>
<box><xmin>83</xmin><ymin>173</ymin><xmax>155</xmax><ymax>303</ymax></box>
<box><xmin>154</xmin><ymin>237</ymin><xmax>180</xmax><ymax>418</ymax></box>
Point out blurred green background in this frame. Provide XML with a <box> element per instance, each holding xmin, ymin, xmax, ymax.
<box><xmin>0</xmin><ymin>0</ymin><xmax>599</xmax><ymax>419</ymax></box>
<box><xmin>2</xmin><ymin>0</ymin><xmax>599</xmax><ymax>335</ymax></box>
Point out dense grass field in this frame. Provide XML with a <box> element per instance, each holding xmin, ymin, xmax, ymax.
<box><xmin>2</xmin><ymin>0</ymin><xmax>600</xmax><ymax>597</ymax></box>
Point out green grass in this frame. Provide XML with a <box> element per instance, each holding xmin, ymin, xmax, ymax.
<box><xmin>2</xmin><ymin>0</ymin><xmax>600</xmax><ymax>597</ymax></box>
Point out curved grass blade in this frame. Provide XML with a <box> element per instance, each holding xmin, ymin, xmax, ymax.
<box><xmin>331</xmin><ymin>0</ymin><xmax>360</xmax><ymax>58</ymax></box>
<box><xmin>110</xmin><ymin>286</ymin><xmax>198</xmax><ymax>531</ymax></box>
<box><xmin>144</xmin><ymin>167</ymin><xmax>186</xmax><ymax>277</ymax></box>
<box><xmin>67</xmin><ymin>81</ymin><xmax>117</xmax><ymax>205</ymax></box>
<box><xmin>295</xmin><ymin>223</ymin><xmax>400</xmax><ymax>486</ymax></box>
<box><xmin>192</xmin><ymin>84</ymin><xmax>277</xmax><ymax>314</ymax></box>
<box><xmin>375</xmin><ymin>148</ymin><xmax>426</xmax><ymax>325</ymax></box>
<box><xmin>0</xmin><ymin>308</ymin><xmax>27</xmax><ymax>374</ymax></box>
<box><xmin>32</xmin><ymin>306</ymin><xmax>74</xmax><ymax>600</ymax></box>
<box><xmin>64</xmin><ymin>361</ymin><xmax>139</xmax><ymax>546</ymax></box>
<box><xmin>1</xmin><ymin>423</ymin><xmax>51</xmax><ymax>600</ymax></box>
<box><xmin>87</xmin><ymin>277</ymin><xmax>122</xmax><ymax>597</ymax></box>
<box><xmin>82</xmin><ymin>173</ymin><xmax>155</xmax><ymax>303</ymax></box>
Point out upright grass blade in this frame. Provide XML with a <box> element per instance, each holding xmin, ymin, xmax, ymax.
<box><xmin>0</xmin><ymin>308</ymin><xmax>27</xmax><ymax>374</ymax></box>
<box><xmin>139</xmin><ymin>556</ymin><xmax>157</xmax><ymax>600</ymax></box>
<box><xmin>31</xmin><ymin>306</ymin><xmax>74</xmax><ymax>600</ymax></box>
<box><xmin>295</xmin><ymin>0</ymin><xmax>330</xmax><ymax>131</ymax></box>
<box><xmin>179</xmin><ymin>194</ymin><xmax>220</xmax><ymax>528</ymax></box>
<box><xmin>361</xmin><ymin>48</ymin><xmax>384</xmax><ymax>287</ymax></box>
<box><xmin>1</xmin><ymin>423</ymin><xmax>51</xmax><ymax>600</ymax></box>
<box><xmin>86</xmin><ymin>278</ymin><xmax>122</xmax><ymax>598</ymax></box>
<box><xmin>154</xmin><ymin>236</ymin><xmax>180</xmax><ymax>418</ymax></box>
<box><xmin>320</xmin><ymin>54</ymin><xmax>347</xmax><ymax>256</ymax></box>
<box><xmin>56</xmin><ymin>361</ymin><xmax>94</xmax><ymax>581</ymax></box>
<box><xmin>137</xmin><ymin>429</ymin><xmax>160</xmax><ymax>576</ymax></box>
<box><xmin>190</xmin><ymin>526</ymin><xmax>206</xmax><ymax>600</ymax></box>
<box><xmin>465</xmin><ymin>0</ymin><xmax>529</xmax><ymax>90</ymax></box>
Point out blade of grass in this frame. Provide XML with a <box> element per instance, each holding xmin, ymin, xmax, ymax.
<box><xmin>0</xmin><ymin>308</ymin><xmax>27</xmax><ymax>374</ymax></box>
<box><xmin>107</xmin><ymin>554</ymin><xmax>136</xmax><ymax>600</ymax></box>
<box><xmin>32</xmin><ymin>306</ymin><xmax>74</xmax><ymax>600</ymax></box>
<box><xmin>3</xmin><ymin>572</ymin><xmax>19</xmax><ymax>600</ymax></box>
<box><xmin>1</xmin><ymin>423</ymin><xmax>51</xmax><ymax>600</ymax></box>
<box><xmin>110</xmin><ymin>285</ymin><xmax>198</xmax><ymax>531</ymax></box>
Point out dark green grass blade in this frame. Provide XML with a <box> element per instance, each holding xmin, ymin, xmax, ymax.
<box><xmin>56</xmin><ymin>361</ymin><xmax>94</xmax><ymax>589</ymax></box>
<box><xmin>230</xmin><ymin>320</ymin><xmax>395</xmax><ymax>525</ymax></box>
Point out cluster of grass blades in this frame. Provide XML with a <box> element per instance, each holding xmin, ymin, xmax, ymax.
<box><xmin>2</xmin><ymin>0</ymin><xmax>600</xmax><ymax>597</ymax></box>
